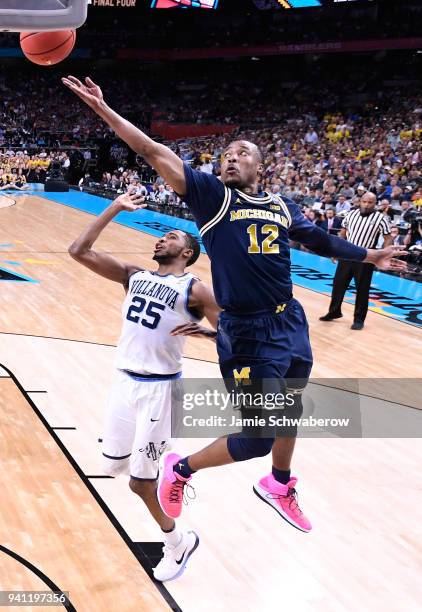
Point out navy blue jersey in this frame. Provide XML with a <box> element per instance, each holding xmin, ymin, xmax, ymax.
<box><xmin>183</xmin><ymin>164</ymin><xmax>367</xmax><ymax>312</ymax></box>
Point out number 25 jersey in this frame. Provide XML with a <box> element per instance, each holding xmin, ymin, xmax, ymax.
<box><xmin>115</xmin><ymin>270</ymin><xmax>198</xmax><ymax>375</ymax></box>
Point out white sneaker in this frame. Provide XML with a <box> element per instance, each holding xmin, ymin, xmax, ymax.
<box><xmin>153</xmin><ymin>530</ymin><xmax>199</xmax><ymax>582</ymax></box>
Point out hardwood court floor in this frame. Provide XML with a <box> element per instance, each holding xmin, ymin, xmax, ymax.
<box><xmin>0</xmin><ymin>370</ymin><xmax>169</xmax><ymax>612</ymax></box>
<box><xmin>1</xmin><ymin>194</ymin><xmax>421</xmax><ymax>612</ymax></box>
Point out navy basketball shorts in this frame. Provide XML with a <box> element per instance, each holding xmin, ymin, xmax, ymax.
<box><xmin>217</xmin><ymin>298</ymin><xmax>313</xmax><ymax>449</ymax></box>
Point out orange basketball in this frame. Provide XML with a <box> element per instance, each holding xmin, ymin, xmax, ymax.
<box><xmin>20</xmin><ymin>30</ymin><xmax>76</xmax><ymax>66</ymax></box>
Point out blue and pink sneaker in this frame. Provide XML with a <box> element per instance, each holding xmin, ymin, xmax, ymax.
<box><xmin>253</xmin><ymin>474</ymin><xmax>312</xmax><ymax>532</ymax></box>
<box><xmin>157</xmin><ymin>452</ymin><xmax>192</xmax><ymax>519</ymax></box>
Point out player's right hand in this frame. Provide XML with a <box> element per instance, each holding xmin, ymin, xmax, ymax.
<box><xmin>113</xmin><ymin>190</ymin><xmax>147</xmax><ymax>212</ymax></box>
<box><xmin>170</xmin><ymin>322</ymin><xmax>217</xmax><ymax>340</ymax></box>
<box><xmin>61</xmin><ymin>76</ymin><xmax>104</xmax><ymax>110</ymax></box>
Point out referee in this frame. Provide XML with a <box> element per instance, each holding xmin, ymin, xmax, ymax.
<box><xmin>320</xmin><ymin>192</ymin><xmax>392</xmax><ymax>330</ymax></box>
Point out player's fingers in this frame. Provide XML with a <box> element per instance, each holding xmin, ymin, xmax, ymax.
<box><xmin>171</xmin><ymin>324</ymin><xmax>189</xmax><ymax>331</ymax></box>
<box><xmin>389</xmin><ymin>261</ymin><xmax>406</xmax><ymax>271</ymax></box>
<box><xmin>85</xmin><ymin>76</ymin><xmax>98</xmax><ymax>88</ymax></box>
<box><xmin>61</xmin><ymin>78</ymin><xmax>79</xmax><ymax>91</ymax></box>
<box><xmin>62</xmin><ymin>83</ymin><xmax>87</xmax><ymax>101</ymax></box>
<box><xmin>391</xmin><ymin>259</ymin><xmax>408</xmax><ymax>269</ymax></box>
<box><xmin>62</xmin><ymin>80</ymin><xmax>89</xmax><ymax>102</ymax></box>
<box><xmin>390</xmin><ymin>245</ymin><xmax>408</xmax><ymax>255</ymax></box>
<box><xmin>66</xmin><ymin>75</ymin><xmax>83</xmax><ymax>88</ymax></box>
<box><xmin>170</xmin><ymin>327</ymin><xmax>191</xmax><ymax>336</ymax></box>
<box><xmin>170</xmin><ymin>324</ymin><xmax>196</xmax><ymax>335</ymax></box>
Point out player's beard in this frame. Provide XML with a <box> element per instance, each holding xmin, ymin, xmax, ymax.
<box><xmin>153</xmin><ymin>246</ymin><xmax>184</xmax><ymax>264</ymax></box>
<box><xmin>223</xmin><ymin>176</ymin><xmax>242</xmax><ymax>188</ymax></box>
<box><xmin>153</xmin><ymin>253</ymin><xmax>173</xmax><ymax>263</ymax></box>
<box><xmin>223</xmin><ymin>173</ymin><xmax>252</xmax><ymax>190</ymax></box>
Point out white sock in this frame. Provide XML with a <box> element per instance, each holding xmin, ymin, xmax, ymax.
<box><xmin>162</xmin><ymin>525</ymin><xmax>182</xmax><ymax>548</ymax></box>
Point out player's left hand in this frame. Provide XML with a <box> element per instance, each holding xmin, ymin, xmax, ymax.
<box><xmin>170</xmin><ymin>322</ymin><xmax>217</xmax><ymax>339</ymax></box>
<box><xmin>113</xmin><ymin>189</ymin><xmax>147</xmax><ymax>212</ymax></box>
<box><xmin>365</xmin><ymin>245</ymin><xmax>408</xmax><ymax>272</ymax></box>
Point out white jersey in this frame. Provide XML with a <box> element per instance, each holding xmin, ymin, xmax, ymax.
<box><xmin>115</xmin><ymin>269</ymin><xmax>199</xmax><ymax>375</ymax></box>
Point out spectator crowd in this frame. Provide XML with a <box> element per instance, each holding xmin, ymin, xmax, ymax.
<box><xmin>0</xmin><ymin>149</ymin><xmax>74</xmax><ymax>189</ymax></box>
<box><xmin>1</xmin><ymin>52</ymin><xmax>421</xmax><ymax>261</ymax></box>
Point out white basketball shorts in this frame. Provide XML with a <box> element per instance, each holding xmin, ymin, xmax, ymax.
<box><xmin>101</xmin><ymin>369</ymin><xmax>181</xmax><ymax>480</ymax></box>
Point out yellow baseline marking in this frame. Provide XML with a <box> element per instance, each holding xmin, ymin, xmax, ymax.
<box><xmin>24</xmin><ymin>258</ymin><xmax>59</xmax><ymax>265</ymax></box>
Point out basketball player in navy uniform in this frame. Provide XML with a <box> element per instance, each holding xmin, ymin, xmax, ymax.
<box><xmin>63</xmin><ymin>75</ymin><xmax>406</xmax><ymax>535</ymax></box>
<box><xmin>68</xmin><ymin>189</ymin><xmax>220</xmax><ymax>581</ymax></box>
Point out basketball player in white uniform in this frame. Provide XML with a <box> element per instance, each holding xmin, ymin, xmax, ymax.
<box><xmin>69</xmin><ymin>190</ymin><xmax>220</xmax><ymax>581</ymax></box>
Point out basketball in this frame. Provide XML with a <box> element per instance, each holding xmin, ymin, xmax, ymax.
<box><xmin>20</xmin><ymin>30</ymin><xmax>76</xmax><ymax>66</ymax></box>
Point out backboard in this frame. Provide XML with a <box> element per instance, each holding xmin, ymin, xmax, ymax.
<box><xmin>0</xmin><ymin>0</ymin><xmax>88</xmax><ymax>32</ymax></box>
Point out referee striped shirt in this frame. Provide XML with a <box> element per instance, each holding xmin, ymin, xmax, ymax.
<box><xmin>342</xmin><ymin>209</ymin><xmax>391</xmax><ymax>248</ymax></box>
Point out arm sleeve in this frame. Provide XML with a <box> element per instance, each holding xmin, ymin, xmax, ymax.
<box><xmin>380</xmin><ymin>216</ymin><xmax>392</xmax><ymax>235</ymax></box>
<box><xmin>341</xmin><ymin>213</ymin><xmax>350</xmax><ymax>229</ymax></box>
<box><xmin>182</xmin><ymin>163</ymin><xmax>227</xmax><ymax>230</ymax></box>
<box><xmin>287</xmin><ymin>201</ymin><xmax>367</xmax><ymax>261</ymax></box>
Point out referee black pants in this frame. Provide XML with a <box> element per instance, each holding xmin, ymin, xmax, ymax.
<box><xmin>328</xmin><ymin>261</ymin><xmax>375</xmax><ymax>323</ymax></box>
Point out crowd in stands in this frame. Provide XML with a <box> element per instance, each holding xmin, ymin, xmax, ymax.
<box><xmin>1</xmin><ymin>51</ymin><xmax>421</xmax><ymax>259</ymax></box>
<box><xmin>0</xmin><ymin>149</ymin><xmax>72</xmax><ymax>188</ymax></box>
<box><xmin>1</xmin><ymin>49</ymin><xmax>421</xmax><ymax>143</ymax></box>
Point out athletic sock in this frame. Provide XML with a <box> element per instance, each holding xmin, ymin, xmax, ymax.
<box><xmin>162</xmin><ymin>524</ymin><xmax>182</xmax><ymax>547</ymax></box>
<box><xmin>174</xmin><ymin>456</ymin><xmax>196</xmax><ymax>479</ymax></box>
<box><xmin>272</xmin><ymin>466</ymin><xmax>291</xmax><ymax>485</ymax></box>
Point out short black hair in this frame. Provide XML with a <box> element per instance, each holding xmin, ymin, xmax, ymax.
<box><xmin>184</xmin><ymin>232</ymin><xmax>201</xmax><ymax>266</ymax></box>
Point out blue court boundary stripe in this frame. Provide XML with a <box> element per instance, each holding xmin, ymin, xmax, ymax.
<box><xmin>38</xmin><ymin>190</ymin><xmax>422</xmax><ymax>328</ymax></box>
<box><xmin>290</xmin><ymin>249</ymin><xmax>422</xmax><ymax>329</ymax></box>
<box><xmin>0</xmin><ymin>363</ymin><xmax>182</xmax><ymax>612</ymax></box>
<box><xmin>0</xmin><ymin>265</ymin><xmax>38</xmax><ymax>283</ymax></box>
<box><xmin>38</xmin><ymin>190</ymin><xmax>204</xmax><ymax>250</ymax></box>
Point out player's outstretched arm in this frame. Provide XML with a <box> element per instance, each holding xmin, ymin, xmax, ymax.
<box><xmin>68</xmin><ymin>191</ymin><xmax>146</xmax><ymax>284</ymax></box>
<box><xmin>288</xmin><ymin>205</ymin><xmax>407</xmax><ymax>272</ymax></box>
<box><xmin>61</xmin><ymin>75</ymin><xmax>187</xmax><ymax>196</ymax></box>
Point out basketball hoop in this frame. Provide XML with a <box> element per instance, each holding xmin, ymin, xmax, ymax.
<box><xmin>0</xmin><ymin>0</ymin><xmax>88</xmax><ymax>32</ymax></box>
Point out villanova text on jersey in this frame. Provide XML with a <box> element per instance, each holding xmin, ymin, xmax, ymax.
<box><xmin>182</xmin><ymin>163</ymin><xmax>366</xmax><ymax>313</ymax></box>
<box><xmin>130</xmin><ymin>278</ymin><xmax>179</xmax><ymax>311</ymax></box>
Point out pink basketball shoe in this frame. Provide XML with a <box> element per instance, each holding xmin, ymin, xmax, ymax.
<box><xmin>157</xmin><ymin>453</ymin><xmax>192</xmax><ymax>519</ymax></box>
<box><xmin>253</xmin><ymin>474</ymin><xmax>312</xmax><ymax>532</ymax></box>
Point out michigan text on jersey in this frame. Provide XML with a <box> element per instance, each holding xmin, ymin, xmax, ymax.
<box><xmin>230</xmin><ymin>208</ymin><xmax>290</xmax><ymax>228</ymax></box>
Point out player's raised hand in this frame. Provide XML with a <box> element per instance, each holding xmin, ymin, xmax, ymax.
<box><xmin>113</xmin><ymin>190</ymin><xmax>147</xmax><ymax>212</ymax></box>
<box><xmin>61</xmin><ymin>75</ymin><xmax>104</xmax><ymax>110</ymax></box>
<box><xmin>365</xmin><ymin>245</ymin><xmax>408</xmax><ymax>272</ymax></box>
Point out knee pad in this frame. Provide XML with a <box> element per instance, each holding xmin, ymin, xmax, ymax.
<box><xmin>227</xmin><ymin>435</ymin><xmax>274</xmax><ymax>462</ymax></box>
<box><xmin>102</xmin><ymin>455</ymin><xmax>130</xmax><ymax>477</ymax></box>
